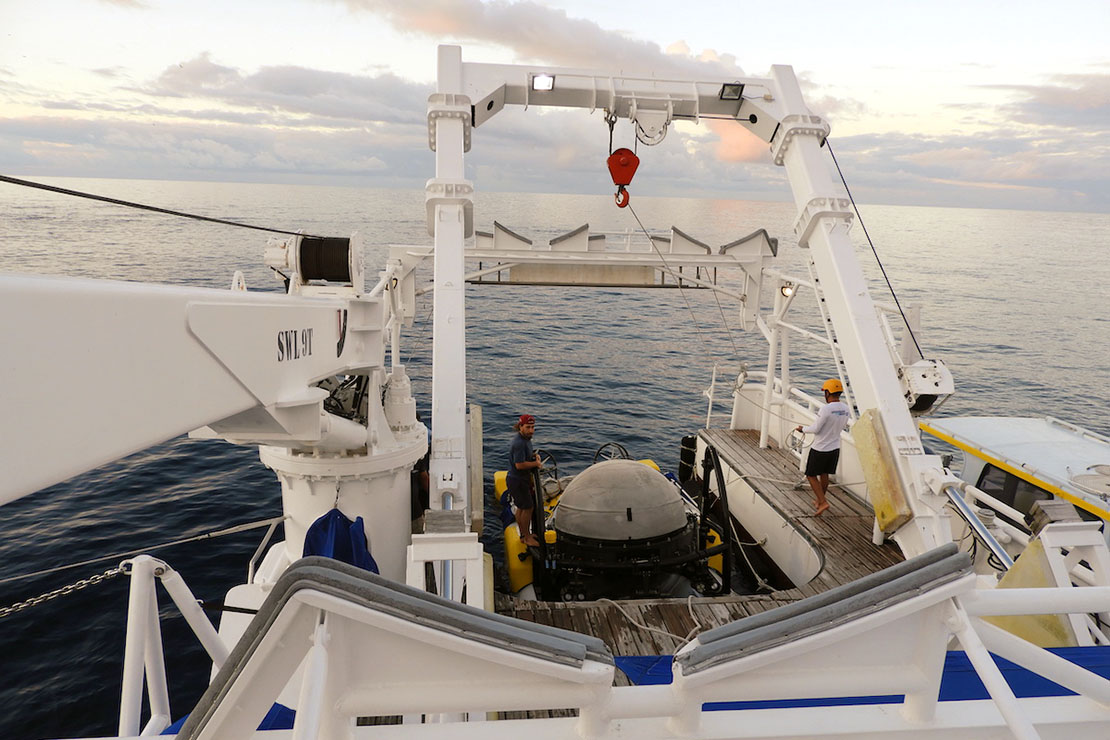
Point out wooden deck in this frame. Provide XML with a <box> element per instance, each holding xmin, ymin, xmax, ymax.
<box><xmin>495</xmin><ymin>427</ymin><xmax>905</xmax><ymax>682</ymax></box>
<box><xmin>701</xmin><ymin>427</ymin><xmax>904</xmax><ymax>597</ymax></box>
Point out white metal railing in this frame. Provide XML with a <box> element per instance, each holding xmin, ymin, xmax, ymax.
<box><xmin>247</xmin><ymin>518</ymin><xmax>284</xmax><ymax>583</ymax></box>
<box><xmin>118</xmin><ymin>555</ymin><xmax>230</xmax><ymax>737</ymax></box>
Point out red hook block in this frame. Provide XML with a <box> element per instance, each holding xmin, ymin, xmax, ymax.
<box><xmin>607</xmin><ymin>148</ymin><xmax>640</xmax><ymax>186</ymax></box>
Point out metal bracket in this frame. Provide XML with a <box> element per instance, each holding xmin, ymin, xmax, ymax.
<box><xmin>425</xmin><ymin>178</ymin><xmax>474</xmax><ymax>238</ymax></box>
<box><xmin>628</xmin><ymin>97</ymin><xmax>673</xmax><ymax>145</ymax></box>
<box><xmin>793</xmin><ymin>196</ymin><xmax>854</xmax><ymax>247</ymax></box>
<box><xmin>427</xmin><ymin>93</ymin><xmax>473</xmax><ymax>153</ymax></box>
<box><xmin>770</xmin><ymin>113</ymin><xmax>830</xmax><ymax>165</ymax></box>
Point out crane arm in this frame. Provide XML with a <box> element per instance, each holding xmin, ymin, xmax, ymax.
<box><xmin>0</xmin><ymin>273</ymin><xmax>383</xmax><ymax>504</ymax></box>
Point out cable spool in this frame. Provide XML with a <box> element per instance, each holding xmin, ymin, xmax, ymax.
<box><xmin>299</xmin><ymin>237</ymin><xmax>352</xmax><ymax>282</ymax></box>
<box><xmin>264</xmin><ymin>232</ymin><xmax>365</xmax><ymax>292</ymax></box>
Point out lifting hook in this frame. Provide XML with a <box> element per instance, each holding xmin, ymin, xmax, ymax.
<box><xmin>607</xmin><ymin>147</ymin><xmax>639</xmax><ymax>209</ymax></box>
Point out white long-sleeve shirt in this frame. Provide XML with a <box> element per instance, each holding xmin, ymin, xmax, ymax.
<box><xmin>802</xmin><ymin>401</ymin><xmax>850</xmax><ymax>452</ymax></box>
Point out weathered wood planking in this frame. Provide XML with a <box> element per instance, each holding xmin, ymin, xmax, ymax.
<box><xmin>701</xmin><ymin>427</ymin><xmax>904</xmax><ymax>586</ymax></box>
<box><xmin>495</xmin><ymin>427</ymin><xmax>905</xmax><ymax>670</ymax></box>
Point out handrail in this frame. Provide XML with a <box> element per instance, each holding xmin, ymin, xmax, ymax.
<box><xmin>944</xmin><ymin>485</ymin><xmax>1014</xmax><ymax>569</ymax></box>
<box><xmin>247</xmin><ymin>517</ymin><xmax>284</xmax><ymax>583</ymax></box>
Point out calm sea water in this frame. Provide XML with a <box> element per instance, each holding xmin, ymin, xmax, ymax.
<box><xmin>1</xmin><ymin>178</ymin><xmax>1107</xmax><ymax>739</ymax></box>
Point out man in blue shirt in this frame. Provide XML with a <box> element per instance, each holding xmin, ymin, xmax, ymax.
<box><xmin>795</xmin><ymin>379</ymin><xmax>851</xmax><ymax>516</ymax></box>
<box><xmin>507</xmin><ymin>414</ymin><xmax>542</xmax><ymax>546</ymax></box>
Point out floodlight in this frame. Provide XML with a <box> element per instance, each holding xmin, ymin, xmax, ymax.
<box><xmin>719</xmin><ymin>83</ymin><xmax>744</xmax><ymax>101</ymax></box>
<box><xmin>779</xmin><ymin>282</ymin><xmax>795</xmax><ymax>298</ymax></box>
<box><xmin>532</xmin><ymin>74</ymin><xmax>555</xmax><ymax>92</ymax></box>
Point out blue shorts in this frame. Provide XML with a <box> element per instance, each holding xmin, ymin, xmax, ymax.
<box><xmin>506</xmin><ymin>475</ymin><xmax>535</xmax><ymax>510</ymax></box>
<box><xmin>805</xmin><ymin>448</ymin><xmax>840</xmax><ymax>477</ymax></box>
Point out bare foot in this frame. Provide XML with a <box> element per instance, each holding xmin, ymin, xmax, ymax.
<box><xmin>815</xmin><ymin>502</ymin><xmax>830</xmax><ymax>516</ymax></box>
<box><xmin>522</xmin><ymin>535</ymin><xmax>541</xmax><ymax>547</ymax></box>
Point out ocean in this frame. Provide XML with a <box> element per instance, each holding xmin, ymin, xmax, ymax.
<box><xmin>1</xmin><ymin>178</ymin><xmax>1107</xmax><ymax>739</ymax></box>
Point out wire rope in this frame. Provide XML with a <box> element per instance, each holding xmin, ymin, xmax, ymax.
<box><xmin>822</xmin><ymin>142</ymin><xmax>924</xmax><ymax>359</ymax></box>
<box><xmin>0</xmin><ymin>515</ymin><xmax>286</xmax><ymax>586</ymax></box>
<box><xmin>626</xmin><ymin>202</ymin><xmax>742</xmax><ymax>364</ymax></box>
<box><xmin>0</xmin><ymin>174</ymin><xmax>321</xmax><ymax>238</ymax></box>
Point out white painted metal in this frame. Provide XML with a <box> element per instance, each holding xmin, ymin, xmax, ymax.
<box><xmin>141</xmin><ymin>585</ymin><xmax>171</xmax><ymax>737</ymax></box>
<box><xmin>428</xmin><ymin>46</ymin><xmax>473</xmax><ymax>531</ymax></box>
<box><xmin>158</xmin><ymin>566</ymin><xmax>231</xmax><ymax>669</ymax></box>
<box><xmin>405</xmin><ymin>531</ymin><xmax>485</xmax><ymax>608</ymax></box>
<box><xmin>119</xmin><ymin>556</ymin><xmax>156</xmax><ymax>737</ymax></box>
<box><xmin>261</xmin><ymin>448</ymin><xmax>420</xmax><ymax>582</ymax></box>
<box><xmin>291</xmin><ymin>619</ymin><xmax>330</xmax><ymax>740</ymax></box>
<box><xmin>12</xmin><ymin>44</ymin><xmax>1110</xmax><ymax>740</ymax></box>
<box><xmin>0</xmin><ymin>275</ymin><xmax>382</xmax><ymax>502</ymax></box>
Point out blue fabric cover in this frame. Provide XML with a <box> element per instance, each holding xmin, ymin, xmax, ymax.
<box><xmin>616</xmin><ymin>647</ymin><xmax>1110</xmax><ymax>709</ymax></box>
<box><xmin>302</xmin><ymin>509</ymin><xmax>379</xmax><ymax>574</ymax></box>
<box><xmin>162</xmin><ymin>702</ymin><xmax>295</xmax><ymax>734</ymax></box>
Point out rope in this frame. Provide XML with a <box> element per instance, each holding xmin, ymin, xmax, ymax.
<box><xmin>625</xmin><ymin>203</ymin><xmax>715</xmax><ymax>365</ymax></box>
<box><xmin>708</xmin><ymin>279</ymin><xmax>741</xmax><ymax>357</ymax></box>
<box><xmin>0</xmin><ymin>174</ymin><xmax>321</xmax><ymax>238</ymax></box>
<box><xmin>599</xmin><ymin>597</ymin><xmax>701</xmax><ymax>647</ymax></box>
<box><xmin>822</xmin><ymin>142</ymin><xmax>924</xmax><ymax>359</ymax></box>
<box><xmin>0</xmin><ymin>515</ymin><xmax>286</xmax><ymax>586</ymax></box>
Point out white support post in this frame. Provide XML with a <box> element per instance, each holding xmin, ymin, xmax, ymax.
<box><xmin>974</xmin><ymin>617</ymin><xmax>1110</xmax><ymax>705</ymax></box>
<box><xmin>946</xmin><ymin>603</ymin><xmax>1042</xmax><ymax>740</ymax></box>
<box><xmin>899</xmin><ymin>607</ymin><xmax>949</xmax><ymax>724</ymax></box>
<box><xmin>779</xmin><ymin>323</ymin><xmax>791</xmax><ymax>431</ymax></box>
<box><xmin>119</xmin><ymin>555</ymin><xmax>156</xmax><ymax>737</ymax></box>
<box><xmin>759</xmin><ymin>290</ymin><xmax>782</xmax><ymax>448</ymax></box>
<box><xmin>141</xmin><ymin>585</ymin><xmax>171</xmax><ymax>736</ymax></box>
<box><xmin>428</xmin><ymin>45</ymin><xmax>472</xmax><ymax>523</ymax></box>
<box><xmin>158</xmin><ymin>566</ymin><xmax>231</xmax><ymax>669</ymax></box>
<box><xmin>704</xmin><ymin>364</ymin><xmax>717</xmax><ymax>429</ymax></box>
<box><xmin>771</xmin><ymin>64</ymin><xmax>946</xmax><ymax>557</ymax></box>
<box><xmin>292</xmin><ymin>618</ymin><xmax>331</xmax><ymax>740</ymax></box>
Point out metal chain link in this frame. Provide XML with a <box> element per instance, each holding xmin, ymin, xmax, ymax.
<box><xmin>0</xmin><ymin>566</ymin><xmax>123</xmax><ymax>618</ymax></box>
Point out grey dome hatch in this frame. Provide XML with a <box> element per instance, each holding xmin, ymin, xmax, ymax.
<box><xmin>555</xmin><ymin>459</ymin><xmax>687</xmax><ymax>541</ymax></box>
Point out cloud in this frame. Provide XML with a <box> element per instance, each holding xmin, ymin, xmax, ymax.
<box><xmin>4</xmin><ymin>4</ymin><xmax>1107</xmax><ymax>213</ymax></box>
<box><xmin>336</xmin><ymin>1</ymin><xmax>779</xmax><ymax>171</ymax></box>
<box><xmin>707</xmin><ymin>120</ymin><xmax>769</xmax><ymax>163</ymax></box>
<box><xmin>0</xmin><ymin>115</ymin><xmax>405</xmax><ymax>181</ymax></box>
<box><xmin>139</xmin><ymin>54</ymin><xmax>430</xmax><ymax>126</ymax></box>
<box><xmin>988</xmin><ymin>72</ymin><xmax>1110</xmax><ymax>130</ymax></box>
<box><xmin>339</xmin><ymin>0</ymin><xmax>744</xmax><ymax>76</ymax></box>
<box><xmin>823</xmin><ymin>128</ymin><xmax>1110</xmax><ymax>211</ymax></box>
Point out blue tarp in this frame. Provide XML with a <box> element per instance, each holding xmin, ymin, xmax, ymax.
<box><xmin>302</xmin><ymin>509</ymin><xmax>379</xmax><ymax>574</ymax></box>
<box><xmin>162</xmin><ymin>702</ymin><xmax>295</xmax><ymax>734</ymax></box>
<box><xmin>616</xmin><ymin>647</ymin><xmax>1110</xmax><ymax>710</ymax></box>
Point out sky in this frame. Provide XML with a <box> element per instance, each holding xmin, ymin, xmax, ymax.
<box><xmin>1</xmin><ymin>0</ymin><xmax>1108</xmax><ymax>212</ymax></box>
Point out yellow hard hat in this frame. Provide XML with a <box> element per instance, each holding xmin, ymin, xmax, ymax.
<box><xmin>822</xmin><ymin>379</ymin><xmax>844</xmax><ymax>394</ymax></box>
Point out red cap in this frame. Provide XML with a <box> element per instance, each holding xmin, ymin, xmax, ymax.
<box><xmin>518</xmin><ymin>414</ymin><xmax>536</xmax><ymax>426</ymax></box>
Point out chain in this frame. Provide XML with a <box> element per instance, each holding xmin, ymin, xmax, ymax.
<box><xmin>0</xmin><ymin>566</ymin><xmax>123</xmax><ymax>618</ymax></box>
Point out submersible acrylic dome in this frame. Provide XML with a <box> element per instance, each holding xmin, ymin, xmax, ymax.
<box><xmin>555</xmin><ymin>459</ymin><xmax>688</xmax><ymax>541</ymax></box>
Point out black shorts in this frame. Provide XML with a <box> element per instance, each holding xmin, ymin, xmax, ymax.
<box><xmin>506</xmin><ymin>475</ymin><xmax>535</xmax><ymax>510</ymax></box>
<box><xmin>805</xmin><ymin>448</ymin><xmax>840</xmax><ymax>477</ymax></box>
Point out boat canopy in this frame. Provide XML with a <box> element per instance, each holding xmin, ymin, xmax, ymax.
<box><xmin>920</xmin><ymin>416</ymin><xmax>1110</xmax><ymax>507</ymax></box>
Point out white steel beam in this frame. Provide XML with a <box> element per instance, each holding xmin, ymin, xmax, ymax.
<box><xmin>770</xmin><ymin>64</ymin><xmax>947</xmax><ymax>556</ymax></box>
<box><xmin>0</xmin><ymin>273</ymin><xmax>381</xmax><ymax>503</ymax></box>
<box><xmin>457</xmin><ymin>55</ymin><xmax>782</xmax><ymax>144</ymax></box>
<box><xmin>428</xmin><ymin>46</ymin><xmax>474</xmax><ymax>585</ymax></box>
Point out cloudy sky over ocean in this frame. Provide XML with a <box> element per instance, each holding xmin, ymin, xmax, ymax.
<box><xmin>2</xmin><ymin>0</ymin><xmax>1108</xmax><ymax>212</ymax></box>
